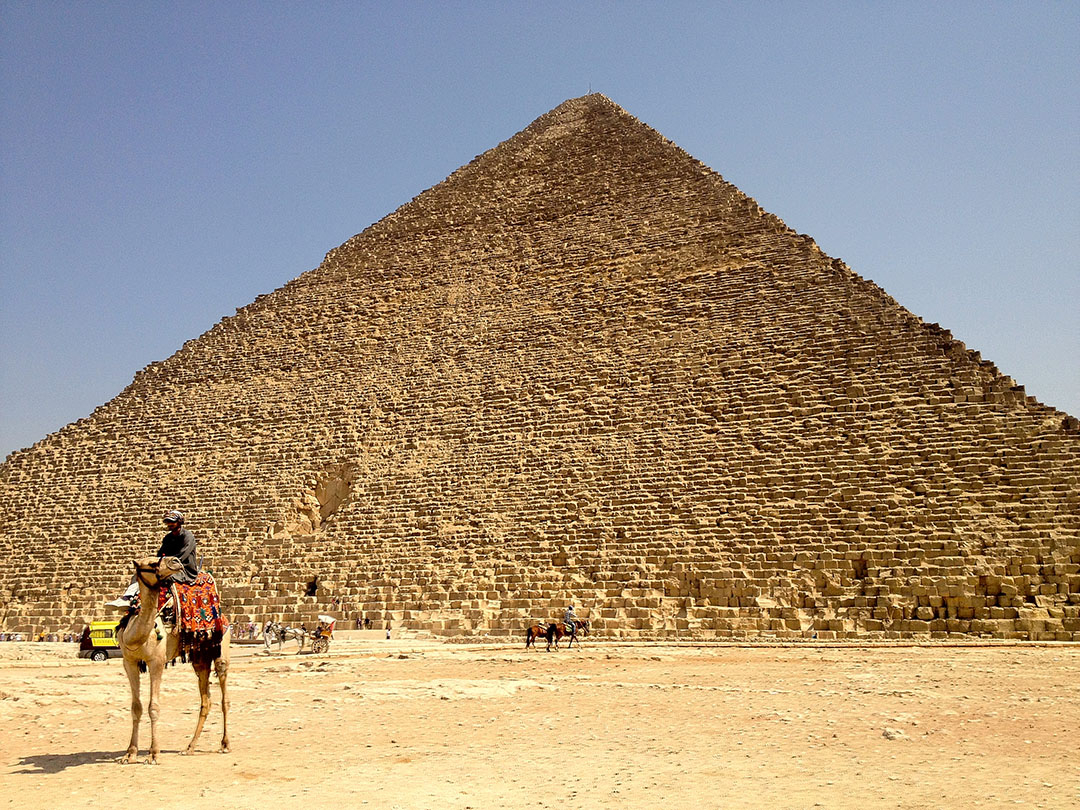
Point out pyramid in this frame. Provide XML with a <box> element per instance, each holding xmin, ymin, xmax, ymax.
<box><xmin>2</xmin><ymin>95</ymin><xmax>1078</xmax><ymax>640</ymax></box>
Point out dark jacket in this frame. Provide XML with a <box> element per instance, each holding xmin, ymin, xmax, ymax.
<box><xmin>157</xmin><ymin>528</ymin><xmax>199</xmax><ymax>584</ymax></box>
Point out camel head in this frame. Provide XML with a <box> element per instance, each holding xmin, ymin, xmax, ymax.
<box><xmin>132</xmin><ymin>556</ymin><xmax>184</xmax><ymax>588</ymax></box>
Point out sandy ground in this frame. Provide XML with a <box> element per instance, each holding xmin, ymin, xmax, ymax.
<box><xmin>1</xmin><ymin>638</ymin><xmax>1078</xmax><ymax>809</ymax></box>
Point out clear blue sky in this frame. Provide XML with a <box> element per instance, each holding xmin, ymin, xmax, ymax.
<box><xmin>2</xmin><ymin>2</ymin><xmax>1077</xmax><ymax>460</ymax></box>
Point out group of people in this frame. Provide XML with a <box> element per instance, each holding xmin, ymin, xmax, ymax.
<box><xmin>1</xmin><ymin>632</ymin><xmax>82</xmax><ymax>642</ymax></box>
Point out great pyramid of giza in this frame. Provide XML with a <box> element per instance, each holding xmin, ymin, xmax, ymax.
<box><xmin>2</xmin><ymin>95</ymin><xmax>1078</xmax><ymax>640</ymax></box>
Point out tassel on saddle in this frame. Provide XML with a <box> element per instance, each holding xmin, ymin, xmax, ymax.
<box><xmin>160</xmin><ymin>582</ymin><xmax>180</xmax><ymax>633</ymax></box>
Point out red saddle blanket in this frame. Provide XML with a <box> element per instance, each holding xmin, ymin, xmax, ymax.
<box><xmin>131</xmin><ymin>571</ymin><xmax>229</xmax><ymax>661</ymax></box>
<box><xmin>162</xmin><ymin>572</ymin><xmax>229</xmax><ymax>640</ymax></box>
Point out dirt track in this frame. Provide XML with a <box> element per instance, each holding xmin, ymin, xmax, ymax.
<box><xmin>2</xmin><ymin>639</ymin><xmax>1078</xmax><ymax>809</ymax></box>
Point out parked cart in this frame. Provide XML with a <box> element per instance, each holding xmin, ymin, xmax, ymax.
<box><xmin>310</xmin><ymin>614</ymin><xmax>335</xmax><ymax>654</ymax></box>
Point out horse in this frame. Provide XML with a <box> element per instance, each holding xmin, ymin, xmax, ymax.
<box><xmin>263</xmin><ymin>621</ymin><xmax>307</xmax><ymax>654</ymax></box>
<box><xmin>546</xmin><ymin>619</ymin><xmax>589</xmax><ymax>651</ymax></box>
<box><xmin>525</xmin><ymin>622</ymin><xmax>548</xmax><ymax>649</ymax></box>
<box><xmin>525</xmin><ymin>619</ymin><xmax>589</xmax><ymax>651</ymax></box>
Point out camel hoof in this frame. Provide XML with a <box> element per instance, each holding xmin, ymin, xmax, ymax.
<box><xmin>219</xmin><ymin>745</ymin><xmax>230</xmax><ymax>754</ymax></box>
<box><xmin>118</xmin><ymin>754</ymin><xmax>137</xmax><ymax>765</ymax></box>
<box><xmin>181</xmin><ymin>747</ymin><xmax>195</xmax><ymax>756</ymax></box>
<box><xmin>143</xmin><ymin>756</ymin><xmax>159</xmax><ymax>765</ymax></box>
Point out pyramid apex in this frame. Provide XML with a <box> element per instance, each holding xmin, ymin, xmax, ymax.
<box><xmin>551</xmin><ymin>92</ymin><xmax>620</xmax><ymax>109</ymax></box>
<box><xmin>520</xmin><ymin>93</ymin><xmax>637</xmax><ymax>131</ymax></box>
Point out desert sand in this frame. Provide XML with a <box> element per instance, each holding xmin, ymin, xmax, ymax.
<box><xmin>2</xmin><ymin>638</ymin><xmax>1078</xmax><ymax>809</ymax></box>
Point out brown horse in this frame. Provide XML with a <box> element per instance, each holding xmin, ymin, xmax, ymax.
<box><xmin>548</xmin><ymin>619</ymin><xmax>589</xmax><ymax>650</ymax></box>
<box><xmin>524</xmin><ymin>619</ymin><xmax>589</xmax><ymax>651</ymax></box>
<box><xmin>525</xmin><ymin>622</ymin><xmax>547</xmax><ymax>649</ymax></box>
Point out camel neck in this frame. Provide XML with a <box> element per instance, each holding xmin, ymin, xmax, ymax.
<box><xmin>123</xmin><ymin>580</ymin><xmax>161</xmax><ymax>647</ymax></box>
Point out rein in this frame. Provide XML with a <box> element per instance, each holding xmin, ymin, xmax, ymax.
<box><xmin>134</xmin><ymin>558</ymin><xmax>164</xmax><ymax>590</ymax></box>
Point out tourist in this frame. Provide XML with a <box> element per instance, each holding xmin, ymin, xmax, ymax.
<box><xmin>107</xmin><ymin>509</ymin><xmax>200</xmax><ymax>609</ymax></box>
<box><xmin>563</xmin><ymin>604</ymin><xmax>577</xmax><ymax>632</ymax></box>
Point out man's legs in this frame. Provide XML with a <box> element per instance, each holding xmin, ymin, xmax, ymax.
<box><xmin>106</xmin><ymin>580</ymin><xmax>139</xmax><ymax>610</ymax></box>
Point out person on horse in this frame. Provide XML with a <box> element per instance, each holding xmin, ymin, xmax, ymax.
<box><xmin>107</xmin><ymin>509</ymin><xmax>199</xmax><ymax>609</ymax></box>
<box><xmin>563</xmin><ymin>604</ymin><xmax>578</xmax><ymax>636</ymax></box>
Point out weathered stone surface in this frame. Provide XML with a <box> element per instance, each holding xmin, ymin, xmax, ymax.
<box><xmin>1</xmin><ymin>94</ymin><xmax>1078</xmax><ymax>639</ymax></box>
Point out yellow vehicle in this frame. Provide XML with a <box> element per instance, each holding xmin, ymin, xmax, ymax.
<box><xmin>78</xmin><ymin>620</ymin><xmax>121</xmax><ymax>661</ymax></box>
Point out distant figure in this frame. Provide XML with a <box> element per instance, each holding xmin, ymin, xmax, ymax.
<box><xmin>563</xmin><ymin>604</ymin><xmax>577</xmax><ymax>631</ymax></box>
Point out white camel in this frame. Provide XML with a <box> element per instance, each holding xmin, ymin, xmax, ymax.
<box><xmin>115</xmin><ymin>556</ymin><xmax>230</xmax><ymax>764</ymax></box>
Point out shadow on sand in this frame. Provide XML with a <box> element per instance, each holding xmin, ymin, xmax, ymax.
<box><xmin>15</xmin><ymin>750</ymin><xmax>173</xmax><ymax>773</ymax></box>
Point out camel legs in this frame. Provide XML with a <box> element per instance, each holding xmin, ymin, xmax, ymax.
<box><xmin>145</xmin><ymin>659</ymin><xmax>165</xmax><ymax>764</ymax></box>
<box><xmin>120</xmin><ymin>657</ymin><xmax>164</xmax><ymax>764</ymax></box>
<box><xmin>183</xmin><ymin>657</ymin><xmax>231</xmax><ymax>755</ymax></box>
<box><xmin>184</xmin><ymin>664</ymin><xmax>212</xmax><ymax>755</ymax></box>
<box><xmin>216</xmin><ymin>653</ymin><xmax>230</xmax><ymax>753</ymax></box>
<box><xmin>121</xmin><ymin>658</ymin><xmax>142</xmax><ymax>764</ymax></box>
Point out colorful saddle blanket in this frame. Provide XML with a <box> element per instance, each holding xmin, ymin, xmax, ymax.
<box><xmin>131</xmin><ymin>571</ymin><xmax>229</xmax><ymax>661</ymax></box>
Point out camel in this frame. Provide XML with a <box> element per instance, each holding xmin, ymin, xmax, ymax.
<box><xmin>116</xmin><ymin>555</ymin><xmax>230</xmax><ymax>764</ymax></box>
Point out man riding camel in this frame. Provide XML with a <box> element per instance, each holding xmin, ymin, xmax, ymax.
<box><xmin>107</xmin><ymin>510</ymin><xmax>199</xmax><ymax>609</ymax></box>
